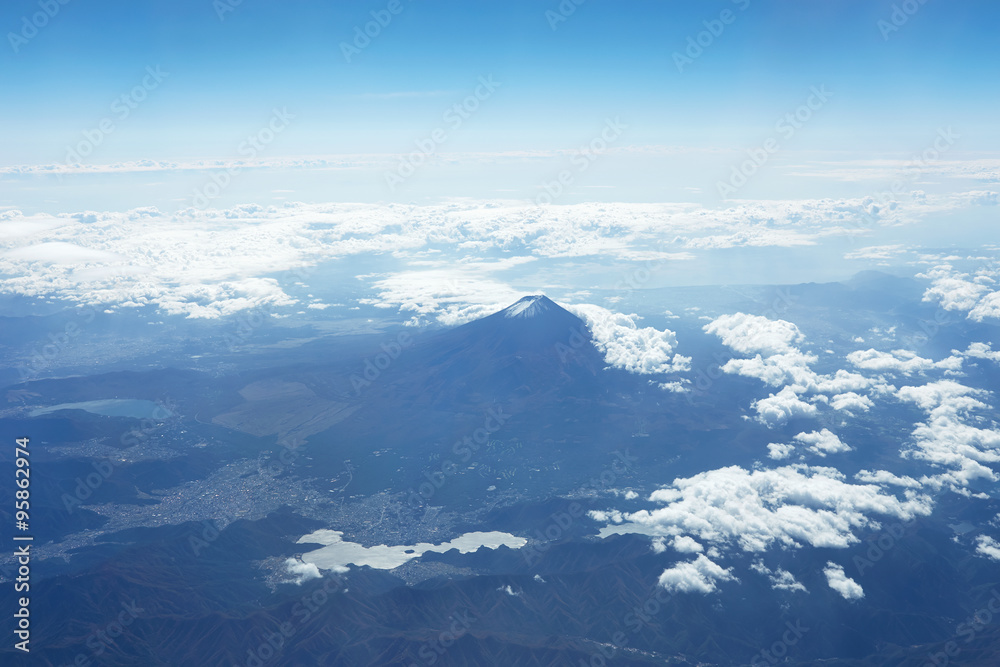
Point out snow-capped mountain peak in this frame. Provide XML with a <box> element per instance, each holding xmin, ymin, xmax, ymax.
<box><xmin>502</xmin><ymin>295</ymin><xmax>555</xmax><ymax>319</ymax></box>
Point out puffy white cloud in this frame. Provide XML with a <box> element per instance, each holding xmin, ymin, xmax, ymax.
<box><xmin>957</xmin><ymin>342</ymin><xmax>1000</xmax><ymax>363</ymax></box>
<box><xmin>922</xmin><ymin>266</ymin><xmax>990</xmax><ymax>310</ymax></box>
<box><xmin>720</xmin><ymin>352</ymin><xmax>817</xmax><ymax>388</ymax></box>
<box><xmin>651</xmin><ymin>537</ymin><xmax>667</xmax><ymax>554</ymax></box>
<box><xmin>971</xmin><ymin>291</ymin><xmax>1000</xmax><ymax>322</ymax></box>
<box><xmin>975</xmin><ymin>535</ymin><xmax>1000</xmax><ymax>561</ymax></box>
<box><xmin>671</xmin><ymin>535</ymin><xmax>704</xmax><ymax>554</ymax></box>
<box><xmin>767</xmin><ymin>443</ymin><xmax>796</xmax><ymax>460</ymax></box>
<box><xmin>284</xmin><ymin>558</ymin><xmax>325</xmax><ymax>585</ymax></box>
<box><xmin>589</xmin><ymin>509</ymin><xmax>624</xmax><ymax>524</ymax></box>
<box><xmin>569</xmin><ymin>304</ymin><xmax>690</xmax><ymax>375</ymax></box>
<box><xmin>594</xmin><ymin>465</ymin><xmax>932</xmax><ymax>553</ymax></box>
<box><xmin>896</xmin><ymin>379</ymin><xmax>983</xmax><ymax>412</ymax></box>
<box><xmin>704</xmin><ymin>313</ymin><xmax>875</xmax><ymax>426</ymax></box>
<box><xmin>657</xmin><ymin>380</ymin><xmax>690</xmax><ymax>393</ymax></box>
<box><xmin>829</xmin><ymin>392</ymin><xmax>874</xmax><ymax>414</ymax></box>
<box><xmin>847</xmin><ymin>348</ymin><xmax>963</xmax><ymax>376</ymax></box>
<box><xmin>812</xmin><ymin>370</ymin><xmax>876</xmax><ymax>395</ymax></box>
<box><xmin>657</xmin><ymin>555</ymin><xmax>735</xmax><ymax>594</ymax></box>
<box><xmin>703</xmin><ymin>313</ymin><xmax>804</xmax><ymax>356</ymax></box>
<box><xmin>896</xmin><ymin>380</ymin><xmax>1000</xmax><ymax>491</ymax></box>
<box><xmin>752</xmin><ymin>387</ymin><xmax>818</xmax><ymax>426</ymax></box>
<box><xmin>793</xmin><ymin>429</ymin><xmax>851</xmax><ymax>457</ymax></box>
<box><xmin>158</xmin><ymin>278</ymin><xmax>298</xmax><ymax>319</ymax></box>
<box><xmin>823</xmin><ymin>562</ymin><xmax>864</xmax><ymax>600</ymax></box>
<box><xmin>920</xmin><ymin>264</ymin><xmax>1000</xmax><ymax>322</ymax></box>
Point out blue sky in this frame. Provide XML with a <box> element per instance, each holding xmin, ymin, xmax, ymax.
<box><xmin>3</xmin><ymin>0</ymin><xmax>999</xmax><ymax>164</ymax></box>
<box><xmin>0</xmin><ymin>0</ymin><xmax>998</xmax><ymax>239</ymax></box>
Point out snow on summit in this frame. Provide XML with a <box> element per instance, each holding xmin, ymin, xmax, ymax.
<box><xmin>502</xmin><ymin>295</ymin><xmax>554</xmax><ymax>319</ymax></box>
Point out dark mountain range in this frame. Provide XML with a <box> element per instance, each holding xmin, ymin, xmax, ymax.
<box><xmin>4</xmin><ymin>289</ymin><xmax>1000</xmax><ymax>665</ymax></box>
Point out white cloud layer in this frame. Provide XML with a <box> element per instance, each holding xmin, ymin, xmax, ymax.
<box><xmin>896</xmin><ymin>380</ymin><xmax>1000</xmax><ymax>491</ymax></box>
<box><xmin>958</xmin><ymin>342</ymin><xmax>1000</xmax><ymax>364</ymax></box>
<box><xmin>921</xmin><ymin>264</ymin><xmax>1000</xmax><ymax>322</ymax></box>
<box><xmin>847</xmin><ymin>348</ymin><xmax>963</xmax><ymax>376</ymax></box>
<box><xmin>704</xmin><ymin>313</ymin><xmax>875</xmax><ymax>426</ymax></box>
<box><xmin>1</xmin><ymin>197</ymin><xmax>989</xmax><ymax>319</ymax></box>
<box><xmin>844</xmin><ymin>244</ymin><xmax>908</xmax><ymax>261</ymax></box>
<box><xmin>359</xmin><ymin>269</ymin><xmax>526</xmax><ymax>327</ymax></box>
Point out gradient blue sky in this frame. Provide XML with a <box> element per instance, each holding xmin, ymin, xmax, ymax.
<box><xmin>2</xmin><ymin>0</ymin><xmax>999</xmax><ymax>211</ymax></box>
<box><xmin>5</xmin><ymin>0</ymin><xmax>999</xmax><ymax>157</ymax></box>
<box><xmin>0</xmin><ymin>1</ymin><xmax>998</xmax><ymax>322</ymax></box>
